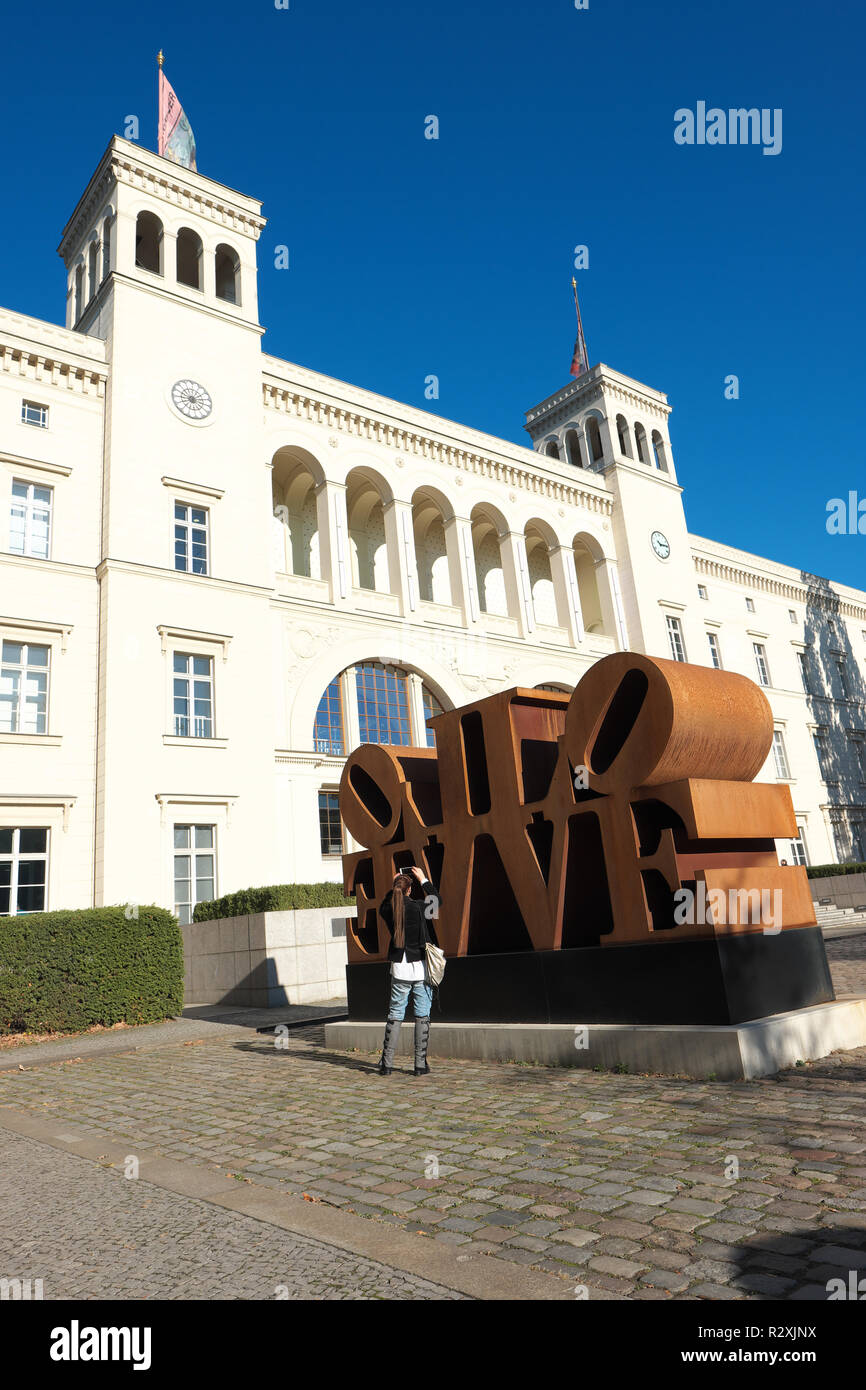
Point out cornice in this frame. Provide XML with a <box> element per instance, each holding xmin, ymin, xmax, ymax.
<box><xmin>524</xmin><ymin>365</ymin><xmax>671</xmax><ymax>433</ymax></box>
<box><xmin>58</xmin><ymin>137</ymin><xmax>267</xmax><ymax>261</ymax></box>
<box><xmin>0</xmin><ymin>341</ymin><xmax>107</xmax><ymax>397</ymax></box>
<box><xmin>692</xmin><ymin>550</ymin><xmax>866</xmax><ymax>620</ymax></box>
<box><xmin>262</xmin><ymin>378</ymin><xmax>613</xmax><ymax>518</ymax></box>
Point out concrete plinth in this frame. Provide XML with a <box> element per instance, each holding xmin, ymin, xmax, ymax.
<box><xmin>324</xmin><ymin>995</ymin><xmax>866</xmax><ymax>1081</ymax></box>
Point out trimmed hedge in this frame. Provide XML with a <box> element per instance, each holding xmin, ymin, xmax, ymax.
<box><xmin>0</xmin><ymin>905</ymin><xmax>183</xmax><ymax>1036</ymax></box>
<box><xmin>807</xmin><ymin>861</ymin><xmax>866</xmax><ymax>880</ymax></box>
<box><xmin>193</xmin><ymin>882</ymin><xmax>355</xmax><ymax>922</ymax></box>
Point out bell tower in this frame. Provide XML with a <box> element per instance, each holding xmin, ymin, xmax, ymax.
<box><xmin>525</xmin><ymin>364</ymin><xmax>707</xmax><ymax>666</ymax></box>
<box><xmin>57</xmin><ymin>134</ymin><xmax>264</xmax><ymax>336</ymax></box>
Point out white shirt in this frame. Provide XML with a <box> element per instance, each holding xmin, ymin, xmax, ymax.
<box><xmin>391</xmin><ymin>953</ymin><xmax>426</xmax><ymax>982</ymax></box>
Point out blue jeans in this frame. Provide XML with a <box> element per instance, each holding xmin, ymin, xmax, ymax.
<box><xmin>388</xmin><ymin>978</ymin><xmax>433</xmax><ymax>1021</ymax></box>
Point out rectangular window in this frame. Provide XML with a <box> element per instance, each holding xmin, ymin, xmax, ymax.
<box><xmin>697</xmin><ymin>585</ymin><xmax>708</xmax><ymax>600</ymax></box>
<box><xmin>788</xmin><ymin>610</ymin><xmax>797</xmax><ymax>624</ymax></box>
<box><xmin>10</xmin><ymin>480</ymin><xmax>52</xmax><ymax>559</ymax></box>
<box><xmin>0</xmin><ymin>641</ymin><xmax>49</xmax><ymax>733</ymax></box>
<box><xmin>813</xmin><ymin>732</ymin><xmax>826</xmax><ymax>776</ymax></box>
<box><xmin>172</xmin><ymin>653</ymin><xmax>214</xmax><ymax>737</ymax></box>
<box><xmin>173</xmin><ymin>824</ymin><xmax>216</xmax><ymax>925</ymax></box>
<box><xmin>0</xmin><ymin>827</ymin><xmax>49</xmax><ymax>915</ymax></box>
<box><xmin>174</xmin><ymin>502</ymin><xmax>209</xmax><ymax>575</ymax></box>
<box><xmin>789</xmin><ymin>833</ymin><xmax>808</xmax><ymax>866</ymax></box>
<box><xmin>836</xmin><ymin>659</ymin><xmax>850</xmax><ymax>699</ymax></box>
<box><xmin>666</xmin><ymin>615</ymin><xmax>687</xmax><ymax>663</ymax></box>
<box><xmin>318</xmin><ymin>791</ymin><xmax>343</xmax><ymax>856</ymax></box>
<box><xmin>21</xmin><ymin>401</ymin><xmax>48</xmax><ymax>428</ymax></box>
<box><xmin>753</xmin><ymin>642</ymin><xmax>771</xmax><ymax>687</ymax></box>
<box><xmin>772</xmin><ymin>730</ymin><xmax>790</xmax><ymax>779</ymax></box>
<box><xmin>798</xmin><ymin>651</ymin><xmax>812</xmax><ymax>694</ymax></box>
<box><xmin>745</xmin><ymin>596</ymin><xmax>755</xmax><ymax>612</ymax></box>
<box><xmin>707</xmin><ymin>632</ymin><xmax>722</xmax><ymax>669</ymax></box>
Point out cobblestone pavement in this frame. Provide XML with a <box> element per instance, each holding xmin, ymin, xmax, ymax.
<box><xmin>0</xmin><ymin>1130</ymin><xmax>462</xmax><ymax>1300</ymax></box>
<box><xmin>1</xmin><ymin>935</ymin><xmax>864</xmax><ymax>1300</ymax></box>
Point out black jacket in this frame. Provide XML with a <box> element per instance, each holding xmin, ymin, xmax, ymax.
<box><xmin>379</xmin><ymin>880</ymin><xmax>440</xmax><ymax>963</ymax></box>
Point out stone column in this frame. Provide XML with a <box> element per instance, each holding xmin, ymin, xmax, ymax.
<box><xmin>550</xmin><ymin>545</ymin><xmax>585</xmax><ymax>645</ymax></box>
<box><xmin>315</xmin><ymin>479</ymin><xmax>351</xmax><ymax>607</ymax></box>
<box><xmin>503</xmin><ymin>531</ymin><xmax>535</xmax><ymax>638</ymax></box>
<box><xmin>596</xmin><ymin>557</ymin><xmax>629</xmax><ymax>649</ymax></box>
<box><xmin>598</xmin><ymin>414</ymin><xmax>616</xmax><ymax>468</ymax></box>
<box><xmin>444</xmin><ymin>515</ymin><xmax>480</xmax><ymax>625</ymax></box>
<box><xmin>407</xmin><ymin>671</ymin><xmax>429</xmax><ymax>747</ymax></box>
<box><xmin>383</xmin><ymin>498</ymin><xmax>418</xmax><ymax>616</ymax></box>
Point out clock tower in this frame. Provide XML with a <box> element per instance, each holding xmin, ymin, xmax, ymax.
<box><xmin>56</xmin><ymin>136</ymin><xmax>278</xmax><ymax>907</ymax></box>
<box><xmin>524</xmin><ymin>364</ymin><xmax>708</xmax><ymax>666</ymax></box>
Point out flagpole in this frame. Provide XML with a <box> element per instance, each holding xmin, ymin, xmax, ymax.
<box><xmin>157</xmin><ymin>50</ymin><xmax>164</xmax><ymax>155</ymax></box>
<box><xmin>571</xmin><ymin>275</ymin><xmax>589</xmax><ymax>368</ymax></box>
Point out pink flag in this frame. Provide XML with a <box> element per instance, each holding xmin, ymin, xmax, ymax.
<box><xmin>159</xmin><ymin>70</ymin><xmax>197</xmax><ymax>171</ymax></box>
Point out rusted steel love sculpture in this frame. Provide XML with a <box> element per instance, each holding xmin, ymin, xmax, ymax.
<box><xmin>339</xmin><ymin>652</ymin><xmax>834</xmax><ymax>1025</ymax></box>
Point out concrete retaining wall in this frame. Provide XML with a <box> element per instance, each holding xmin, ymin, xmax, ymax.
<box><xmin>810</xmin><ymin>871</ymin><xmax>866</xmax><ymax>912</ymax></box>
<box><xmin>181</xmin><ymin>906</ymin><xmax>355</xmax><ymax>1006</ymax></box>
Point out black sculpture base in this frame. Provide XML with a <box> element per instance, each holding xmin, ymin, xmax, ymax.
<box><xmin>345</xmin><ymin>926</ymin><xmax>834</xmax><ymax>1027</ymax></box>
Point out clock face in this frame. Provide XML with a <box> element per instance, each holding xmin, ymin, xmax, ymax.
<box><xmin>171</xmin><ymin>379</ymin><xmax>212</xmax><ymax>420</ymax></box>
<box><xmin>651</xmin><ymin>530</ymin><xmax>671</xmax><ymax>559</ymax></box>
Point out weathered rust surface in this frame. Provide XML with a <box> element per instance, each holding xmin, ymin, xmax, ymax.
<box><xmin>339</xmin><ymin>651</ymin><xmax>816</xmax><ymax>964</ymax></box>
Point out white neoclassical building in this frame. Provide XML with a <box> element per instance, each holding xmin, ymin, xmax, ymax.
<box><xmin>2</xmin><ymin>135</ymin><xmax>865</xmax><ymax>923</ymax></box>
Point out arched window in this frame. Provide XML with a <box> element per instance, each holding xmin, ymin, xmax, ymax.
<box><xmin>313</xmin><ymin>663</ymin><xmax>449</xmax><ymax>754</ymax></box>
<box><xmin>565</xmin><ymin>429</ymin><xmax>583</xmax><ymax>468</ymax></box>
<box><xmin>313</xmin><ymin>676</ymin><xmax>344</xmax><ymax>756</ymax></box>
<box><xmin>101</xmin><ymin>216</ymin><xmax>113</xmax><ymax>281</ymax></box>
<box><xmin>176</xmin><ymin>227</ymin><xmax>203</xmax><ymax>290</ymax></box>
<box><xmin>74</xmin><ymin>265</ymin><xmax>85</xmax><ymax>321</ymax></box>
<box><xmin>87</xmin><ymin>241</ymin><xmax>99</xmax><ymax>302</ymax></box>
<box><xmin>651</xmin><ymin>430</ymin><xmax>669</xmax><ymax>472</ymax></box>
<box><xmin>422</xmin><ymin>685</ymin><xmax>444</xmax><ymax>747</ymax></box>
<box><xmin>135</xmin><ymin>211</ymin><xmax>163</xmax><ymax>275</ymax></box>
<box><xmin>616</xmin><ymin>415</ymin><xmax>632</xmax><ymax>458</ymax></box>
<box><xmin>634</xmin><ymin>423</ymin><xmax>649</xmax><ymax>464</ymax></box>
<box><xmin>586</xmin><ymin>417</ymin><xmax>604</xmax><ymax>465</ymax></box>
<box><xmin>535</xmin><ymin>683</ymin><xmax>571</xmax><ymax>693</ymax></box>
<box><xmin>215</xmin><ymin>243</ymin><xmax>241</xmax><ymax>304</ymax></box>
<box><xmin>544</xmin><ymin>439</ymin><xmax>561</xmax><ymax>460</ymax></box>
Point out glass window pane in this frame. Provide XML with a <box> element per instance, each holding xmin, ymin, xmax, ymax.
<box><xmin>26</xmin><ymin>645</ymin><xmax>49</xmax><ymax>667</ymax></box>
<box><xmin>174</xmin><ymin>826</ymin><xmax>190</xmax><ymax>850</ymax></box>
<box><xmin>192</xmin><ymin>656</ymin><xmax>210</xmax><ymax>676</ymax></box>
<box><xmin>194</xmin><ymin>826</ymin><xmax>213</xmax><ymax>849</ymax></box>
<box><xmin>2</xmin><ymin>642</ymin><xmax>22</xmax><ymax>663</ymax></box>
<box><xmin>18</xmin><ymin>828</ymin><xmax>46</xmax><ymax>854</ymax></box>
<box><xmin>173</xmin><ymin>653</ymin><xmax>188</xmax><ymax>673</ymax></box>
<box><xmin>175</xmin><ymin>503</ymin><xmax>186</xmax><ymax>520</ymax></box>
<box><xmin>0</xmin><ymin>830</ymin><xmax>12</xmax><ymax>855</ymax></box>
<box><xmin>16</xmin><ymin>884</ymin><xmax>45</xmax><ymax>913</ymax></box>
<box><xmin>0</xmin><ymin>861</ymin><xmax>11</xmax><ymax>883</ymax></box>
<box><xmin>174</xmin><ymin>856</ymin><xmax>191</xmax><ymax>878</ymax></box>
<box><xmin>191</xmin><ymin>508</ymin><xmax>206</xmax><ymax>525</ymax></box>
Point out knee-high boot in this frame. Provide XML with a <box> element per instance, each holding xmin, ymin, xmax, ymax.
<box><xmin>414</xmin><ymin>1017</ymin><xmax>431</xmax><ymax>1076</ymax></box>
<box><xmin>377</xmin><ymin>1019</ymin><xmax>401</xmax><ymax>1075</ymax></box>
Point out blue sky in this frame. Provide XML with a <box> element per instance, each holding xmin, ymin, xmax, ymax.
<box><xmin>2</xmin><ymin>0</ymin><xmax>863</xmax><ymax>587</ymax></box>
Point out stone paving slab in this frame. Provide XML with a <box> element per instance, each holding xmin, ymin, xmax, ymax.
<box><xmin>0</xmin><ymin>935</ymin><xmax>864</xmax><ymax>1299</ymax></box>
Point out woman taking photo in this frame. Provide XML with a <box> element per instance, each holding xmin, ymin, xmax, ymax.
<box><xmin>377</xmin><ymin>865</ymin><xmax>440</xmax><ymax>1077</ymax></box>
